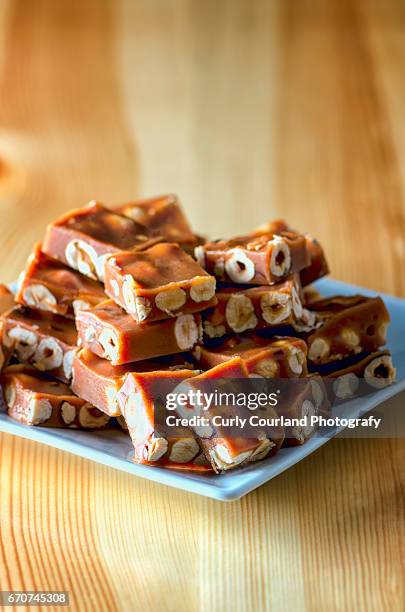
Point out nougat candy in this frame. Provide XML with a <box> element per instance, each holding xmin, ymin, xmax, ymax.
<box><xmin>305</xmin><ymin>295</ymin><xmax>389</xmax><ymax>365</ymax></box>
<box><xmin>277</xmin><ymin>376</ymin><xmax>329</xmax><ymax>446</ymax></box>
<box><xmin>202</xmin><ymin>276</ymin><xmax>317</xmax><ymax>339</ymax></box>
<box><xmin>195</xmin><ymin>334</ymin><xmax>308</xmax><ymax>378</ymax></box>
<box><xmin>1</xmin><ymin>365</ymin><xmax>110</xmax><ymax>428</ymax></box>
<box><xmin>315</xmin><ymin>350</ymin><xmax>396</xmax><ymax>401</ymax></box>
<box><xmin>117</xmin><ymin>368</ymin><xmax>205</xmax><ymax>467</ymax></box>
<box><xmin>173</xmin><ymin>358</ymin><xmax>284</xmax><ymax>473</ymax></box>
<box><xmin>252</xmin><ymin>221</ymin><xmax>329</xmax><ymax>286</ymax></box>
<box><xmin>71</xmin><ymin>348</ymin><xmax>195</xmax><ymax>416</ymax></box>
<box><xmin>195</xmin><ymin>230</ymin><xmax>309</xmax><ymax>286</ymax></box>
<box><xmin>3</xmin><ymin>307</ymin><xmax>77</xmax><ymax>383</ymax></box>
<box><xmin>76</xmin><ymin>300</ymin><xmax>202</xmax><ymax>365</ymax></box>
<box><xmin>104</xmin><ymin>242</ymin><xmax>216</xmax><ymax>322</ymax></box>
<box><xmin>42</xmin><ymin>201</ymin><xmax>158</xmax><ymax>282</ymax></box>
<box><xmin>115</xmin><ymin>194</ymin><xmax>197</xmax><ymax>246</ymax></box>
<box><xmin>72</xmin><ymin>349</ymin><xmax>135</xmax><ymax>416</ymax></box>
<box><xmin>300</xmin><ymin>234</ymin><xmax>329</xmax><ymax>286</ymax></box>
<box><xmin>16</xmin><ymin>244</ymin><xmax>106</xmax><ymax>318</ymax></box>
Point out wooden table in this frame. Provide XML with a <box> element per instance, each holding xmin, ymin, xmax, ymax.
<box><xmin>0</xmin><ymin>1</ymin><xmax>404</xmax><ymax>610</ymax></box>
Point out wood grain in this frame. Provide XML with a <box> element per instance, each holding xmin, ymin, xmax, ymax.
<box><xmin>0</xmin><ymin>1</ymin><xmax>404</xmax><ymax>610</ymax></box>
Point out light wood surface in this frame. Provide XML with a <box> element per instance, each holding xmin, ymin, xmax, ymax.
<box><xmin>0</xmin><ymin>1</ymin><xmax>404</xmax><ymax>610</ymax></box>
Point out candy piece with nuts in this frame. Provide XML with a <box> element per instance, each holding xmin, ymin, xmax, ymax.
<box><xmin>42</xmin><ymin>201</ymin><xmax>159</xmax><ymax>282</ymax></box>
<box><xmin>1</xmin><ymin>364</ymin><xmax>110</xmax><ymax>428</ymax></box>
<box><xmin>252</xmin><ymin>221</ymin><xmax>329</xmax><ymax>286</ymax></box>
<box><xmin>314</xmin><ymin>350</ymin><xmax>396</xmax><ymax>401</ymax></box>
<box><xmin>71</xmin><ymin>348</ymin><xmax>195</xmax><ymax>416</ymax></box>
<box><xmin>104</xmin><ymin>242</ymin><xmax>217</xmax><ymax>322</ymax></box>
<box><xmin>300</xmin><ymin>234</ymin><xmax>329</xmax><ymax>287</ymax></box>
<box><xmin>195</xmin><ymin>334</ymin><xmax>308</xmax><ymax>378</ymax></box>
<box><xmin>76</xmin><ymin>299</ymin><xmax>202</xmax><ymax>365</ymax></box>
<box><xmin>115</xmin><ymin>194</ymin><xmax>198</xmax><ymax>247</ymax></box>
<box><xmin>173</xmin><ymin>358</ymin><xmax>284</xmax><ymax>473</ymax></box>
<box><xmin>196</xmin><ymin>230</ymin><xmax>310</xmax><ymax>285</ymax></box>
<box><xmin>0</xmin><ymin>284</ymin><xmax>15</xmax><ymax>372</ymax></box>
<box><xmin>3</xmin><ymin>306</ymin><xmax>77</xmax><ymax>383</ymax></box>
<box><xmin>117</xmin><ymin>368</ymin><xmax>203</xmax><ymax>466</ymax></box>
<box><xmin>277</xmin><ymin>376</ymin><xmax>330</xmax><ymax>446</ymax></box>
<box><xmin>202</xmin><ymin>276</ymin><xmax>315</xmax><ymax>338</ymax></box>
<box><xmin>304</xmin><ymin>295</ymin><xmax>390</xmax><ymax>365</ymax></box>
<box><xmin>72</xmin><ymin>349</ymin><xmax>136</xmax><ymax>416</ymax></box>
<box><xmin>16</xmin><ymin>244</ymin><xmax>106</xmax><ymax>318</ymax></box>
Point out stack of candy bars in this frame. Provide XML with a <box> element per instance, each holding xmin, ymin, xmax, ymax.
<box><xmin>0</xmin><ymin>195</ymin><xmax>396</xmax><ymax>473</ymax></box>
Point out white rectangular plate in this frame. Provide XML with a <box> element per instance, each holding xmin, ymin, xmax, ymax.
<box><xmin>1</xmin><ymin>278</ymin><xmax>404</xmax><ymax>501</ymax></box>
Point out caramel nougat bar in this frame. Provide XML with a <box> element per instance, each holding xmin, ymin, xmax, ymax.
<box><xmin>71</xmin><ymin>348</ymin><xmax>195</xmax><ymax>416</ymax></box>
<box><xmin>16</xmin><ymin>243</ymin><xmax>106</xmax><ymax>318</ymax></box>
<box><xmin>104</xmin><ymin>243</ymin><xmax>216</xmax><ymax>322</ymax></box>
<box><xmin>195</xmin><ymin>334</ymin><xmax>308</xmax><ymax>378</ymax></box>
<box><xmin>195</xmin><ymin>230</ymin><xmax>310</xmax><ymax>285</ymax></box>
<box><xmin>1</xmin><ymin>365</ymin><xmax>110</xmax><ymax>428</ymax></box>
<box><xmin>0</xmin><ymin>284</ymin><xmax>15</xmax><ymax>372</ymax></box>
<box><xmin>315</xmin><ymin>350</ymin><xmax>396</xmax><ymax>401</ymax></box>
<box><xmin>42</xmin><ymin>201</ymin><xmax>159</xmax><ymax>282</ymax></box>
<box><xmin>202</xmin><ymin>276</ymin><xmax>317</xmax><ymax>339</ymax></box>
<box><xmin>304</xmin><ymin>295</ymin><xmax>390</xmax><ymax>365</ymax></box>
<box><xmin>76</xmin><ymin>300</ymin><xmax>202</xmax><ymax>365</ymax></box>
<box><xmin>115</xmin><ymin>194</ymin><xmax>197</xmax><ymax>247</ymax></box>
<box><xmin>172</xmin><ymin>358</ymin><xmax>284</xmax><ymax>473</ymax></box>
<box><xmin>252</xmin><ymin>220</ymin><xmax>329</xmax><ymax>286</ymax></box>
<box><xmin>72</xmin><ymin>349</ymin><xmax>135</xmax><ymax>416</ymax></box>
<box><xmin>117</xmin><ymin>368</ymin><xmax>208</xmax><ymax>466</ymax></box>
<box><xmin>300</xmin><ymin>234</ymin><xmax>329</xmax><ymax>286</ymax></box>
<box><xmin>277</xmin><ymin>376</ymin><xmax>329</xmax><ymax>446</ymax></box>
<box><xmin>2</xmin><ymin>307</ymin><xmax>77</xmax><ymax>383</ymax></box>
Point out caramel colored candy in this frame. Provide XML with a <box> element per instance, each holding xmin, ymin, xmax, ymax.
<box><xmin>115</xmin><ymin>194</ymin><xmax>197</xmax><ymax>246</ymax></box>
<box><xmin>72</xmin><ymin>349</ymin><xmax>136</xmax><ymax>416</ymax></box>
<box><xmin>202</xmin><ymin>276</ymin><xmax>317</xmax><ymax>339</ymax></box>
<box><xmin>118</xmin><ymin>368</ymin><xmax>201</xmax><ymax>465</ymax></box>
<box><xmin>174</xmin><ymin>358</ymin><xmax>284</xmax><ymax>473</ymax></box>
<box><xmin>196</xmin><ymin>230</ymin><xmax>310</xmax><ymax>285</ymax></box>
<box><xmin>300</xmin><ymin>234</ymin><xmax>329</xmax><ymax>286</ymax></box>
<box><xmin>42</xmin><ymin>201</ymin><xmax>158</xmax><ymax>282</ymax></box>
<box><xmin>315</xmin><ymin>350</ymin><xmax>396</xmax><ymax>400</ymax></box>
<box><xmin>76</xmin><ymin>300</ymin><xmax>202</xmax><ymax>365</ymax></box>
<box><xmin>1</xmin><ymin>364</ymin><xmax>110</xmax><ymax>428</ymax></box>
<box><xmin>252</xmin><ymin>221</ymin><xmax>329</xmax><ymax>286</ymax></box>
<box><xmin>71</xmin><ymin>348</ymin><xmax>195</xmax><ymax>416</ymax></box>
<box><xmin>16</xmin><ymin>244</ymin><xmax>106</xmax><ymax>318</ymax></box>
<box><xmin>104</xmin><ymin>242</ymin><xmax>216</xmax><ymax>322</ymax></box>
<box><xmin>277</xmin><ymin>376</ymin><xmax>329</xmax><ymax>446</ymax></box>
<box><xmin>305</xmin><ymin>295</ymin><xmax>390</xmax><ymax>365</ymax></box>
<box><xmin>3</xmin><ymin>307</ymin><xmax>77</xmax><ymax>383</ymax></box>
<box><xmin>195</xmin><ymin>334</ymin><xmax>308</xmax><ymax>378</ymax></box>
